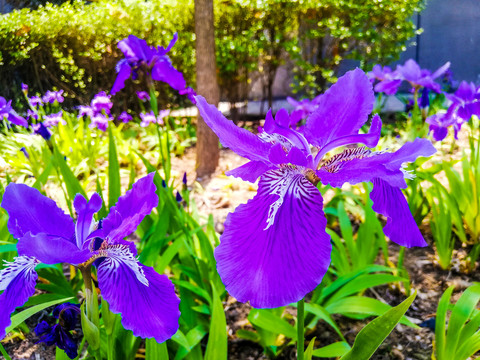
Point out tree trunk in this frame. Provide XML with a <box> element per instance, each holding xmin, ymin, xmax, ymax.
<box><xmin>195</xmin><ymin>0</ymin><xmax>220</xmax><ymax>178</ymax></box>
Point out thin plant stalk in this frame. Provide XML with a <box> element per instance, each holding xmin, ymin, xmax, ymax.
<box><xmin>297</xmin><ymin>298</ymin><xmax>305</xmax><ymax>360</ymax></box>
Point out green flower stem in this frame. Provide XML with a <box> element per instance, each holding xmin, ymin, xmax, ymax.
<box><xmin>297</xmin><ymin>298</ymin><xmax>305</xmax><ymax>360</ymax></box>
<box><xmin>148</xmin><ymin>85</ymin><xmax>172</xmax><ymax>184</ymax></box>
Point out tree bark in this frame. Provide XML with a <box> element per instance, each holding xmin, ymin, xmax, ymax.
<box><xmin>195</xmin><ymin>0</ymin><xmax>220</xmax><ymax>178</ymax></box>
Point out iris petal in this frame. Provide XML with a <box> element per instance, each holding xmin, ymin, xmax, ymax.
<box><xmin>304</xmin><ymin>68</ymin><xmax>375</xmax><ymax>148</ymax></box>
<box><xmin>215</xmin><ymin>167</ymin><xmax>331</xmax><ymax>308</ymax></box>
<box><xmin>1</xmin><ymin>183</ymin><xmax>74</xmax><ymax>241</ymax></box>
<box><xmin>101</xmin><ymin>173</ymin><xmax>158</xmax><ymax>245</ymax></box>
<box><xmin>317</xmin><ymin>138</ymin><xmax>436</xmax><ymax>189</ymax></box>
<box><xmin>371</xmin><ymin>178</ymin><xmax>427</xmax><ymax>247</ymax></box>
<box><xmin>74</xmin><ymin>193</ymin><xmax>102</xmax><ymax>249</ymax></box>
<box><xmin>17</xmin><ymin>232</ymin><xmax>91</xmax><ymax>265</ymax></box>
<box><xmin>97</xmin><ymin>246</ymin><xmax>180</xmax><ymax>343</ymax></box>
<box><xmin>195</xmin><ymin>96</ymin><xmax>272</xmax><ymax>163</ymax></box>
<box><xmin>151</xmin><ymin>61</ymin><xmax>186</xmax><ymax>91</ymax></box>
<box><xmin>0</xmin><ymin>256</ymin><xmax>39</xmax><ymax>339</ymax></box>
<box><xmin>226</xmin><ymin>161</ymin><xmax>275</xmax><ymax>183</ymax></box>
<box><xmin>316</xmin><ymin>114</ymin><xmax>382</xmax><ymax>162</ymax></box>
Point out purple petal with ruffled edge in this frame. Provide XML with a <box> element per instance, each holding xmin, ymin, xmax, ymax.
<box><xmin>17</xmin><ymin>232</ymin><xmax>91</xmax><ymax>265</ymax></box>
<box><xmin>163</xmin><ymin>32</ymin><xmax>178</xmax><ymax>53</ymax></box>
<box><xmin>111</xmin><ymin>60</ymin><xmax>132</xmax><ymax>95</ymax></box>
<box><xmin>101</xmin><ymin>173</ymin><xmax>158</xmax><ymax>245</ymax></box>
<box><xmin>315</xmin><ymin>114</ymin><xmax>382</xmax><ymax>162</ymax></box>
<box><xmin>1</xmin><ymin>183</ymin><xmax>74</xmax><ymax>240</ymax></box>
<box><xmin>371</xmin><ymin>178</ymin><xmax>427</xmax><ymax>247</ymax></box>
<box><xmin>385</xmin><ymin>138</ymin><xmax>437</xmax><ymax>172</ymax></box>
<box><xmin>7</xmin><ymin>111</ymin><xmax>28</xmax><ymax>128</ymax></box>
<box><xmin>397</xmin><ymin>59</ymin><xmax>422</xmax><ymax>82</ymax></box>
<box><xmin>97</xmin><ymin>246</ymin><xmax>180</xmax><ymax>342</ymax></box>
<box><xmin>226</xmin><ymin>161</ymin><xmax>275</xmax><ymax>183</ymax></box>
<box><xmin>0</xmin><ymin>256</ymin><xmax>39</xmax><ymax>339</ymax></box>
<box><xmin>195</xmin><ymin>96</ymin><xmax>272</xmax><ymax>162</ymax></box>
<box><xmin>151</xmin><ymin>61</ymin><xmax>186</xmax><ymax>91</ymax></box>
<box><xmin>74</xmin><ymin>193</ymin><xmax>102</xmax><ymax>249</ymax></box>
<box><xmin>317</xmin><ymin>138</ymin><xmax>436</xmax><ymax>189</ymax></box>
<box><xmin>374</xmin><ymin>79</ymin><xmax>402</xmax><ymax>95</ymax></box>
<box><xmin>303</xmin><ymin>68</ymin><xmax>375</xmax><ymax>148</ymax></box>
<box><xmin>215</xmin><ymin>167</ymin><xmax>331</xmax><ymax>308</ymax></box>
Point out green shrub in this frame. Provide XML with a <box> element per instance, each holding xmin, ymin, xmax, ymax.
<box><xmin>0</xmin><ymin>0</ymin><xmax>423</xmax><ymax>107</ymax></box>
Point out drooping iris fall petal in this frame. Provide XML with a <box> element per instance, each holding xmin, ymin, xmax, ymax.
<box><xmin>215</xmin><ymin>167</ymin><xmax>331</xmax><ymax>308</ymax></box>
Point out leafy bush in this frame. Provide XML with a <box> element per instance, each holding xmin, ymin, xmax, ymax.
<box><xmin>0</xmin><ymin>0</ymin><xmax>423</xmax><ymax>107</ymax></box>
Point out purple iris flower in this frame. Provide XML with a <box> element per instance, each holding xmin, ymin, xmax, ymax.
<box><xmin>90</xmin><ymin>91</ymin><xmax>113</xmax><ymax>114</ymax></box>
<box><xmin>43</xmin><ymin>111</ymin><xmax>65</xmax><ymax>128</ymax></box>
<box><xmin>119</xmin><ymin>111</ymin><xmax>133</xmax><ymax>123</ymax></box>
<box><xmin>368</xmin><ymin>64</ymin><xmax>402</xmax><ymax>95</ymax></box>
<box><xmin>140</xmin><ymin>110</ymin><xmax>169</xmax><ymax>127</ymax></box>
<box><xmin>21</xmin><ymin>83</ymin><xmax>29</xmax><ymax>95</ymax></box>
<box><xmin>89</xmin><ymin>113</ymin><xmax>112</xmax><ymax>132</ymax></box>
<box><xmin>111</xmin><ymin>34</ymin><xmax>186</xmax><ymax>95</ymax></box>
<box><xmin>195</xmin><ymin>69</ymin><xmax>436</xmax><ymax>308</ymax></box>
<box><xmin>0</xmin><ymin>97</ymin><xmax>28</xmax><ymax>127</ymax></box>
<box><xmin>42</xmin><ymin>90</ymin><xmax>64</xmax><ymax>104</ymax></box>
<box><xmin>27</xmin><ymin>109</ymin><xmax>38</xmax><ymax>121</ymax></box>
<box><xmin>136</xmin><ymin>91</ymin><xmax>151</xmax><ymax>101</ymax></box>
<box><xmin>28</xmin><ymin>96</ymin><xmax>43</xmax><ymax>108</ymax></box>
<box><xmin>0</xmin><ymin>174</ymin><xmax>180</xmax><ymax>342</ymax></box>
<box><xmin>426</xmin><ymin>111</ymin><xmax>462</xmax><ymax>141</ymax></box>
<box><xmin>446</xmin><ymin>81</ymin><xmax>480</xmax><ymax>121</ymax></box>
<box><xmin>396</xmin><ymin>59</ymin><xmax>450</xmax><ymax>93</ymax></box>
<box><xmin>286</xmin><ymin>95</ymin><xmax>322</xmax><ymax>126</ymax></box>
<box><xmin>35</xmin><ymin>303</ymin><xmax>80</xmax><ymax>359</ymax></box>
<box><xmin>77</xmin><ymin>105</ymin><xmax>94</xmax><ymax>118</ymax></box>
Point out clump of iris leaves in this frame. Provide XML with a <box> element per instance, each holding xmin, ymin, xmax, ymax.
<box><xmin>0</xmin><ymin>33</ymin><xmax>480</xmax><ymax>360</ymax></box>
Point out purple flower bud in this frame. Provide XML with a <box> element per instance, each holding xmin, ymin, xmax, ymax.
<box><xmin>136</xmin><ymin>91</ymin><xmax>150</xmax><ymax>101</ymax></box>
<box><xmin>42</xmin><ymin>90</ymin><xmax>64</xmax><ymax>104</ymax></box>
<box><xmin>20</xmin><ymin>147</ymin><xmax>29</xmax><ymax>159</ymax></box>
<box><xmin>32</xmin><ymin>122</ymin><xmax>52</xmax><ymax>140</ymax></box>
<box><xmin>119</xmin><ymin>111</ymin><xmax>133</xmax><ymax>123</ymax></box>
<box><xmin>175</xmin><ymin>191</ymin><xmax>183</xmax><ymax>202</ymax></box>
<box><xmin>182</xmin><ymin>172</ymin><xmax>187</xmax><ymax>185</ymax></box>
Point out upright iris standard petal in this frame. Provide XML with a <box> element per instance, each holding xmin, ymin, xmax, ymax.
<box><xmin>1</xmin><ymin>183</ymin><xmax>74</xmax><ymax>240</ymax></box>
<box><xmin>303</xmin><ymin>68</ymin><xmax>375</xmax><ymax>148</ymax></box>
<box><xmin>371</xmin><ymin>179</ymin><xmax>427</xmax><ymax>247</ymax></box>
<box><xmin>315</xmin><ymin>114</ymin><xmax>382</xmax><ymax>162</ymax></box>
<box><xmin>215</xmin><ymin>167</ymin><xmax>331</xmax><ymax>308</ymax></box>
<box><xmin>0</xmin><ymin>256</ymin><xmax>39</xmax><ymax>339</ymax></box>
<box><xmin>97</xmin><ymin>246</ymin><xmax>180</xmax><ymax>343</ymax></box>
<box><xmin>195</xmin><ymin>96</ymin><xmax>272</xmax><ymax>162</ymax></box>
<box><xmin>101</xmin><ymin>173</ymin><xmax>158</xmax><ymax>245</ymax></box>
<box><xmin>74</xmin><ymin>193</ymin><xmax>102</xmax><ymax>248</ymax></box>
